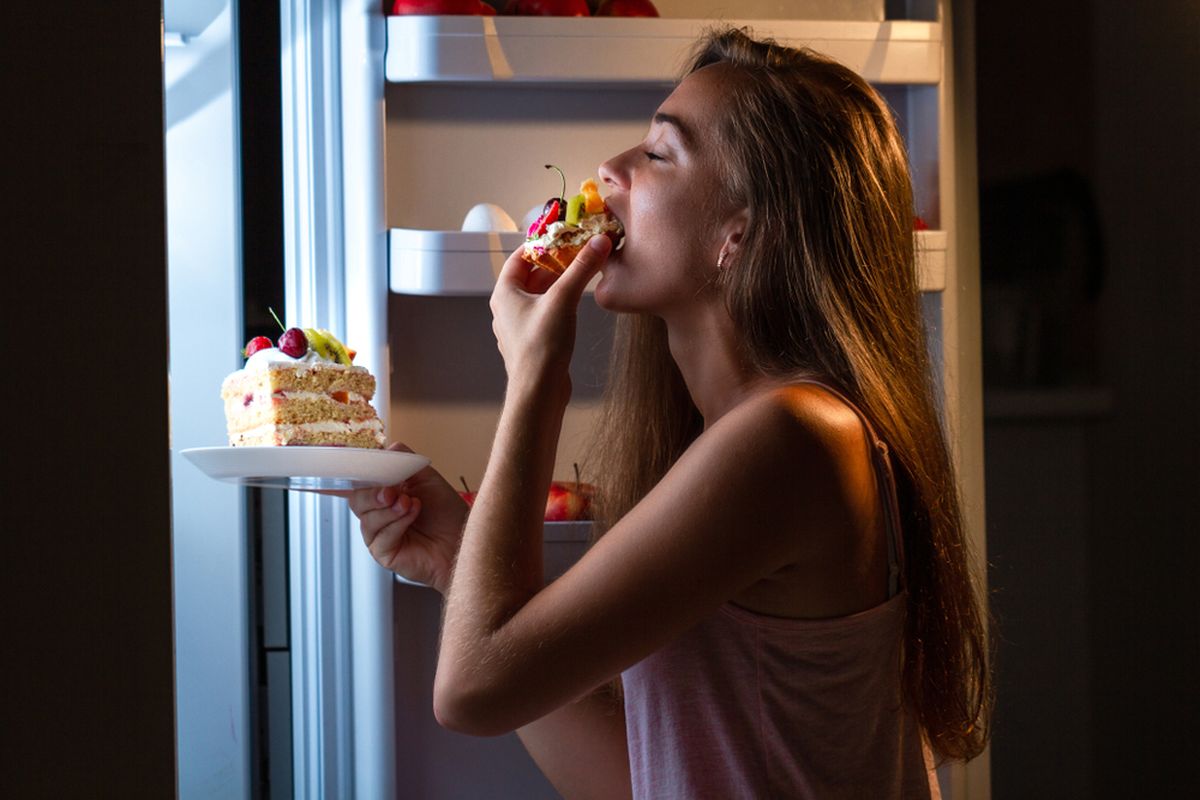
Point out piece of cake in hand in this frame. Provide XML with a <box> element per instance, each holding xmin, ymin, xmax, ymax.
<box><xmin>522</xmin><ymin>166</ymin><xmax>624</xmax><ymax>275</ymax></box>
<box><xmin>221</xmin><ymin>326</ymin><xmax>385</xmax><ymax>448</ymax></box>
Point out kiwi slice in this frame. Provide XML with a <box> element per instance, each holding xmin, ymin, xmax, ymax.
<box><xmin>317</xmin><ymin>329</ymin><xmax>354</xmax><ymax>366</ymax></box>
<box><xmin>304</xmin><ymin>328</ymin><xmax>334</xmax><ymax>360</ymax></box>
<box><xmin>565</xmin><ymin>193</ymin><xmax>586</xmax><ymax>225</ymax></box>
<box><xmin>303</xmin><ymin>326</ymin><xmax>354</xmax><ymax>365</ymax></box>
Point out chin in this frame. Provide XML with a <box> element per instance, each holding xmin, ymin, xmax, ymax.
<box><xmin>592</xmin><ymin>251</ymin><xmax>622</xmax><ymax>309</ymax></box>
<box><xmin>592</xmin><ymin>259</ymin><xmax>640</xmax><ymax>313</ymax></box>
<box><xmin>592</xmin><ymin>274</ymin><xmax>627</xmax><ymax>312</ymax></box>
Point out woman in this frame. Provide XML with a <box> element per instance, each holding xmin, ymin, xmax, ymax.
<box><xmin>348</xmin><ymin>28</ymin><xmax>991</xmax><ymax>799</ymax></box>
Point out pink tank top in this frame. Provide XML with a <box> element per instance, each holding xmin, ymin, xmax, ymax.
<box><xmin>622</xmin><ymin>385</ymin><xmax>940</xmax><ymax>799</ymax></box>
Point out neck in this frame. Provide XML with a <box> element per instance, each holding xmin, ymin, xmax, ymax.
<box><xmin>663</xmin><ymin>301</ymin><xmax>768</xmax><ymax>426</ymax></box>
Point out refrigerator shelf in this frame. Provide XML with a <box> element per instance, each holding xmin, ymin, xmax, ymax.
<box><xmin>385</xmin><ymin>16</ymin><xmax>941</xmax><ymax>86</ymax></box>
<box><xmin>388</xmin><ymin>228</ymin><xmax>523</xmax><ymax>296</ymax></box>
<box><xmin>917</xmin><ymin>229</ymin><xmax>947</xmax><ymax>292</ymax></box>
<box><xmin>389</xmin><ymin>227</ymin><xmax>946</xmax><ymax>295</ymax></box>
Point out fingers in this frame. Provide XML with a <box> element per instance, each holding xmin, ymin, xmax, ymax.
<box><xmin>524</xmin><ymin>265</ymin><xmax>558</xmax><ymax>294</ymax></box>
<box><xmin>358</xmin><ymin>492</ymin><xmax>420</xmax><ymax>549</ymax></box>
<box><xmin>363</xmin><ymin>497</ymin><xmax>423</xmax><ymax>567</ymax></box>
<box><xmin>551</xmin><ymin>234</ymin><xmax>610</xmax><ymax>302</ymax></box>
<box><xmin>347</xmin><ymin>481</ymin><xmax>404</xmax><ymax>518</ymax></box>
<box><xmin>496</xmin><ymin>246</ymin><xmax>537</xmax><ymax>290</ymax></box>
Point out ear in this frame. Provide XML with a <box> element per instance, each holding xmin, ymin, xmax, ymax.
<box><xmin>717</xmin><ymin>207</ymin><xmax>750</xmax><ymax>266</ymax></box>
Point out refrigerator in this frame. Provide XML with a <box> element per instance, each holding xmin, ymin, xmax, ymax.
<box><xmin>165</xmin><ymin>1</ymin><xmax>988</xmax><ymax>798</ymax></box>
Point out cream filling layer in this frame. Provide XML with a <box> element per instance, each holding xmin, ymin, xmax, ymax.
<box><xmin>271</xmin><ymin>390</ymin><xmax>366</xmax><ymax>403</ymax></box>
<box><xmin>230</xmin><ymin>389</ymin><xmax>369</xmax><ymax>407</ymax></box>
<box><xmin>526</xmin><ymin>212</ymin><xmax>624</xmax><ymax>255</ymax></box>
<box><xmin>235</xmin><ymin>417</ymin><xmax>384</xmax><ymax>439</ymax></box>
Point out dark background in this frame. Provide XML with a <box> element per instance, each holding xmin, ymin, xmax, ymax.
<box><xmin>976</xmin><ymin>1</ymin><xmax>1199</xmax><ymax>797</ymax></box>
<box><xmin>4</xmin><ymin>1</ymin><xmax>1196</xmax><ymax>796</ymax></box>
<box><xmin>4</xmin><ymin>2</ymin><xmax>176</xmax><ymax>798</ymax></box>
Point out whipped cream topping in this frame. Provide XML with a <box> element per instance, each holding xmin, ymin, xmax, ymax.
<box><xmin>528</xmin><ymin>210</ymin><xmax>625</xmax><ymax>253</ymax></box>
<box><xmin>242</xmin><ymin>347</ymin><xmax>329</xmax><ymax>373</ymax></box>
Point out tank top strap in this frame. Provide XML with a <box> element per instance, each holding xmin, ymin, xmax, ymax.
<box><xmin>793</xmin><ymin>380</ymin><xmax>905</xmax><ymax>597</ymax></box>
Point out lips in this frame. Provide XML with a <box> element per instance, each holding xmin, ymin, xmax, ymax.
<box><xmin>609</xmin><ymin>220</ymin><xmax>626</xmax><ymax>251</ymax></box>
<box><xmin>605</xmin><ymin>205</ymin><xmax>626</xmax><ymax>251</ymax></box>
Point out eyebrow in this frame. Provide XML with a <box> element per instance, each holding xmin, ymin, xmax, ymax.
<box><xmin>652</xmin><ymin>112</ymin><xmax>695</xmax><ymax>146</ymax></box>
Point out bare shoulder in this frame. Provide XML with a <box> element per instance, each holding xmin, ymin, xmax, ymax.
<box><xmin>664</xmin><ymin>381</ymin><xmax>878</xmax><ymax>545</ymax></box>
<box><xmin>699</xmin><ymin>383</ymin><xmax>888</xmax><ymax>617</ymax></box>
<box><xmin>708</xmin><ymin>382</ymin><xmax>869</xmax><ymax>467</ymax></box>
<box><xmin>702</xmin><ymin>382</ymin><xmax>880</xmax><ymax>539</ymax></box>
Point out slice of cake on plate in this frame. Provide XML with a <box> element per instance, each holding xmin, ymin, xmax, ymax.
<box><xmin>221</xmin><ymin>325</ymin><xmax>385</xmax><ymax>448</ymax></box>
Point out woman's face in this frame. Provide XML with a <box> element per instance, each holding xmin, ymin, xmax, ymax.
<box><xmin>594</xmin><ymin>65</ymin><xmax>742</xmax><ymax>316</ymax></box>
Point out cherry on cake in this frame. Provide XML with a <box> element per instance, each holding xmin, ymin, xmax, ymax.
<box><xmin>222</xmin><ymin>326</ymin><xmax>385</xmax><ymax>448</ymax></box>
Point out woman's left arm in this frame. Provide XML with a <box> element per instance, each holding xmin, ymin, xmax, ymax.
<box><xmin>435</xmin><ymin>237</ymin><xmax>610</xmax><ymax>732</ymax></box>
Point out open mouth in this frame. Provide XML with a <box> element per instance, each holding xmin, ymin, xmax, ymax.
<box><xmin>606</xmin><ymin>210</ymin><xmax>626</xmax><ymax>251</ymax></box>
<box><xmin>610</xmin><ymin>220</ymin><xmax>626</xmax><ymax>251</ymax></box>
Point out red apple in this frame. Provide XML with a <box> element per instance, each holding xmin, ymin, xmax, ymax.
<box><xmin>544</xmin><ymin>481</ymin><xmax>593</xmax><ymax>521</ymax></box>
<box><xmin>391</xmin><ymin>0</ymin><xmax>490</xmax><ymax>14</ymax></box>
<box><xmin>505</xmin><ymin>0</ymin><xmax>591</xmax><ymax>16</ymax></box>
<box><xmin>544</xmin><ymin>465</ymin><xmax>594</xmax><ymax>521</ymax></box>
<box><xmin>594</xmin><ymin>0</ymin><xmax>658</xmax><ymax>16</ymax></box>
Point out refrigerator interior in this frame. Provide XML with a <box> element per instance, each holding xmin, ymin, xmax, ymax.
<box><xmin>386</xmin><ymin>80</ymin><xmax>666</xmax><ymax>798</ymax></box>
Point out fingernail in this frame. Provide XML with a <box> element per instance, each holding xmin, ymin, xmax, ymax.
<box><xmin>394</xmin><ymin>494</ymin><xmax>410</xmax><ymax>514</ymax></box>
<box><xmin>377</xmin><ymin>488</ymin><xmax>392</xmax><ymax>505</ymax></box>
<box><xmin>588</xmin><ymin>235</ymin><xmax>608</xmax><ymax>251</ymax></box>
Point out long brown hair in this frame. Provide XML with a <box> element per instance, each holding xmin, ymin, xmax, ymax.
<box><xmin>586</xmin><ymin>28</ymin><xmax>991</xmax><ymax>762</ymax></box>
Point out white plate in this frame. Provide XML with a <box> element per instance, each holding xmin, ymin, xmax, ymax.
<box><xmin>180</xmin><ymin>446</ymin><xmax>431</xmax><ymax>492</ymax></box>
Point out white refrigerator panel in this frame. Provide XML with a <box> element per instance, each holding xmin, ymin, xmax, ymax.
<box><xmin>164</xmin><ymin>3</ymin><xmax>251</xmax><ymax>797</ymax></box>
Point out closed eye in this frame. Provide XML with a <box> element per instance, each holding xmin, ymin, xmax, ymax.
<box><xmin>643</xmin><ymin>151</ymin><xmax>663</xmax><ymax>161</ymax></box>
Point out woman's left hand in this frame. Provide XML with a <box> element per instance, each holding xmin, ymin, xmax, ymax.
<box><xmin>489</xmin><ymin>235</ymin><xmax>611</xmax><ymax>397</ymax></box>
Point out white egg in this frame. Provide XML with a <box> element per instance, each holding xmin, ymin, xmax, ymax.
<box><xmin>461</xmin><ymin>203</ymin><xmax>517</xmax><ymax>233</ymax></box>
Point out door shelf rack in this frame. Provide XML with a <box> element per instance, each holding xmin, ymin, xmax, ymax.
<box><xmin>388</xmin><ymin>227</ymin><xmax>947</xmax><ymax>295</ymax></box>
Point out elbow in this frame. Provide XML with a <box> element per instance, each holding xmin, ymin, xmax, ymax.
<box><xmin>432</xmin><ymin>678</ymin><xmax>517</xmax><ymax>738</ymax></box>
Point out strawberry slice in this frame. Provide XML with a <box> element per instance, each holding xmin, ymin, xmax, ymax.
<box><xmin>528</xmin><ymin>198</ymin><xmax>562</xmax><ymax>239</ymax></box>
<box><xmin>527</xmin><ymin>213</ymin><xmax>546</xmax><ymax>238</ymax></box>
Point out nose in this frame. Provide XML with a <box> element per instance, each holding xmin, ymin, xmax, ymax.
<box><xmin>598</xmin><ymin>148</ymin><xmax>631</xmax><ymax>192</ymax></box>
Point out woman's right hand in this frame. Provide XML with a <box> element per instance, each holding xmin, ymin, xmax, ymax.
<box><xmin>346</xmin><ymin>442</ymin><xmax>467</xmax><ymax>594</ymax></box>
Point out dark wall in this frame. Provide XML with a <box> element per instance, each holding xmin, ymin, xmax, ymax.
<box><xmin>978</xmin><ymin>1</ymin><xmax>1199</xmax><ymax>796</ymax></box>
<box><xmin>1088</xmin><ymin>2</ymin><xmax>1199</xmax><ymax>795</ymax></box>
<box><xmin>3</xmin><ymin>2</ymin><xmax>176</xmax><ymax>797</ymax></box>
